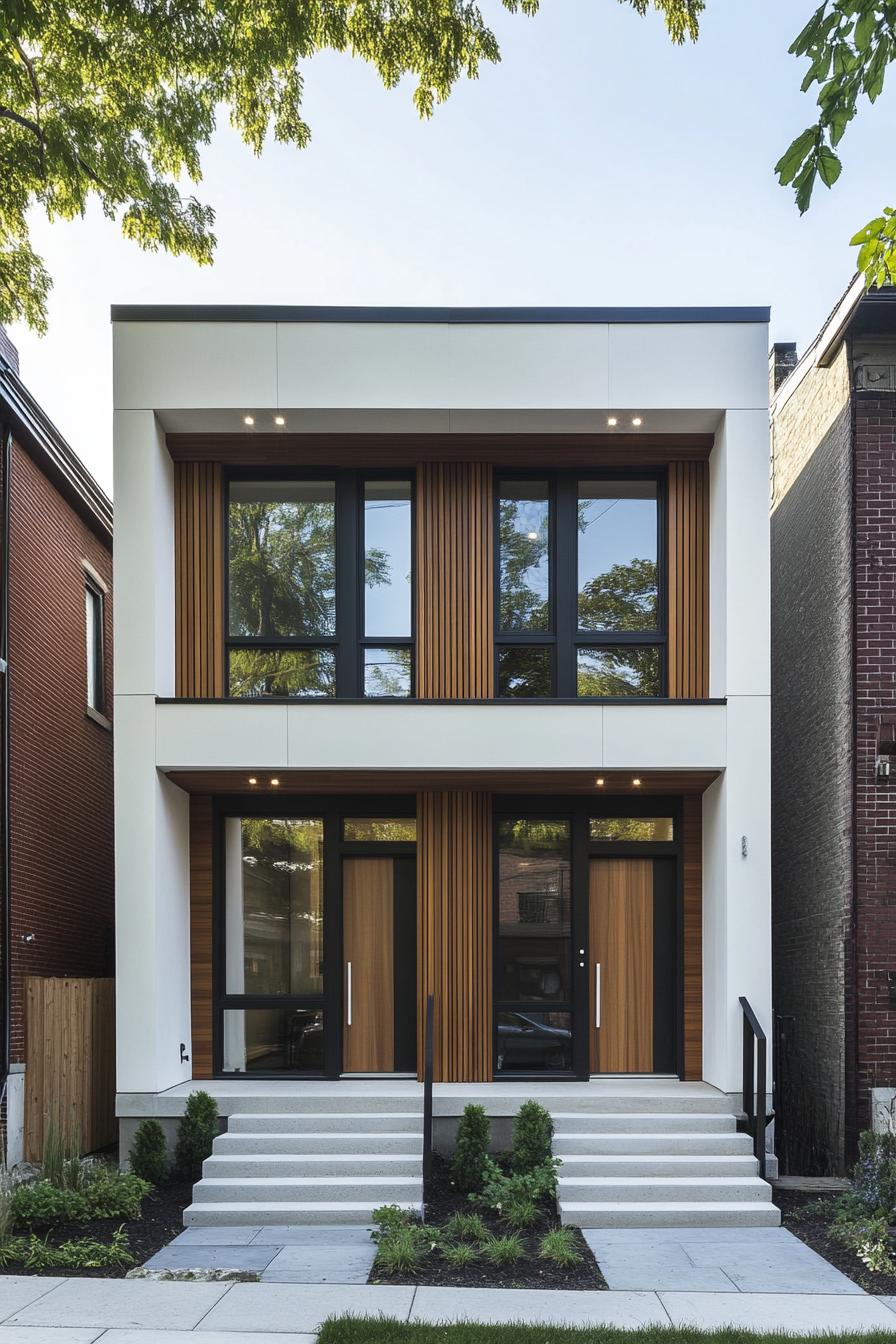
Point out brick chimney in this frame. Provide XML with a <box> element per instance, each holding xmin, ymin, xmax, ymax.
<box><xmin>0</xmin><ymin>326</ymin><xmax>19</xmax><ymax>376</ymax></box>
<box><xmin>770</xmin><ymin>341</ymin><xmax>798</xmax><ymax>395</ymax></box>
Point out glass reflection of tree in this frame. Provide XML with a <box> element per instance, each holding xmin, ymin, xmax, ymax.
<box><xmin>240</xmin><ymin>819</ymin><xmax>323</xmax><ymax>995</ymax></box>
<box><xmin>577</xmin><ymin>496</ymin><xmax>659</xmax><ymax>694</ymax></box>
<box><xmin>499</xmin><ymin>500</ymin><xmax>550</xmax><ymax>631</ymax></box>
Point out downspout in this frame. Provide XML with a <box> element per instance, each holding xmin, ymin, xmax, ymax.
<box><xmin>0</xmin><ymin>422</ymin><xmax>10</xmax><ymax>1105</ymax></box>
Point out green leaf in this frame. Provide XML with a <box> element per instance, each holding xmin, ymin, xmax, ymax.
<box><xmin>775</xmin><ymin>127</ymin><xmax>818</xmax><ymax>184</ymax></box>
<box><xmin>855</xmin><ymin>9</ymin><xmax>877</xmax><ymax>51</ymax></box>
<box><xmin>817</xmin><ymin>146</ymin><xmax>842</xmax><ymax>186</ymax></box>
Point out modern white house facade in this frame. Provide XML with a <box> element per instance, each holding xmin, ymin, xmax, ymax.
<box><xmin>112</xmin><ymin>307</ymin><xmax>775</xmax><ymax>1227</ymax></box>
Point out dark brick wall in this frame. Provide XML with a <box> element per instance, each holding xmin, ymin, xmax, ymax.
<box><xmin>853</xmin><ymin>395</ymin><xmax>896</xmax><ymax>1141</ymax></box>
<box><xmin>7</xmin><ymin>438</ymin><xmax>113</xmax><ymax>1063</ymax></box>
<box><xmin>771</xmin><ymin>351</ymin><xmax>853</xmax><ymax>1174</ymax></box>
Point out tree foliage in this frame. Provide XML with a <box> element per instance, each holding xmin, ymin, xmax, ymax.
<box><xmin>0</xmin><ymin>0</ymin><xmax>540</xmax><ymax>330</ymax></box>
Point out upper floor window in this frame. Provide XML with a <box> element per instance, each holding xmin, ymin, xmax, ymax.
<box><xmin>226</xmin><ymin>473</ymin><xmax>413</xmax><ymax>698</ymax></box>
<box><xmin>85</xmin><ymin>574</ymin><xmax>105</xmax><ymax>713</ymax></box>
<box><xmin>496</xmin><ymin>473</ymin><xmax>664</xmax><ymax>698</ymax></box>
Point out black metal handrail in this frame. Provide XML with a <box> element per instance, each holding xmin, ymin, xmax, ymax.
<box><xmin>739</xmin><ymin>995</ymin><xmax>769</xmax><ymax>1179</ymax></box>
<box><xmin>422</xmin><ymin>994</ymin><xmax>434</xmax><ymax>1208</ymax></box>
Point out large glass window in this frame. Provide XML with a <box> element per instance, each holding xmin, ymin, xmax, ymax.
<box><xmin>496</xmin><ymin>819</ymin><xmax>573</xmax><ymax>1073</ymax></box>
<box><xmin>226</xmin><ymin>473</ymin><xmax>413</xmax><ymax>698</ymax></box>
<box><xmin>495</xmin><ymin>473</ymin><xmax>664</xmax><ymax>698</ymax></box>
<box><xmin>85</xmin><ymin>577</ymin><xmax>105</xmax><ymax>713</ymax></box>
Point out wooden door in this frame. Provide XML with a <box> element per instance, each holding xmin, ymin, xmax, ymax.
<box><xmin>589</xmin><ymin>858</ymin><xmax>654</xmax><ymax>1073</ymax></box>
<box><xmin>343</xmin><ymin>858</ymin><xmax>395</xmax><ymax>1073</ymax></box>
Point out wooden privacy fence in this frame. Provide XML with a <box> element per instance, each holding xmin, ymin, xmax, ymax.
<box><xmin>25</xmin><ymin>976</ymin><xmax>115</xmax><ymax>1160</ymax></box>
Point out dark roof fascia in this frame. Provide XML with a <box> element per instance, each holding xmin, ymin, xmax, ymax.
<box><xmin>0</xmin><ymin>358</ymin><xmax>112</xmax><ymax>547</ymax></box>
<box><xmin>111</xmin><ymin>304</ymin><xmax>771</xmax><ymax>325</ymax></box>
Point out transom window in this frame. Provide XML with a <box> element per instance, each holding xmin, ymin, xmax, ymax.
<box><xmin>496</xmin><ymin>473</ymin><xmax>664</xmax><ymax>698</ymax></box>
<box><xmin>226</xmin><ymin>473</ymin><xmax>413</xmax><ymax>698</ymax></box>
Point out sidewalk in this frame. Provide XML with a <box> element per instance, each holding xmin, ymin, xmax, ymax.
<box><xmin>0</xmin><ymin>1274</ymin><xmax>894</xmax><ymax>1340</ymax></box>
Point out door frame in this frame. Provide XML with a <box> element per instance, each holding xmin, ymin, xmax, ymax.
<box><xmin>210</xmin><ymin>794</ymin><xmax>416</xmax><ymax>1079</ymax></box>
<box><xmin>492</xmin><ymin>795</ymin><xmax>684</xmax><ymax>1081</ymax></box>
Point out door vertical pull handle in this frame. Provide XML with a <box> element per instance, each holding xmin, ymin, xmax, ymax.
<box><xmin>595</xmin><ymin>963</ymin><xmax>601</xmax><ymax>1029</ymax></box>
<box><xmin>346</xmin><ymin>961</ymin><xmax>353</xmax><ymax>1027</ymax></box>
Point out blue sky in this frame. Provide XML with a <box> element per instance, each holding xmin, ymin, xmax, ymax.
<box><xmin>7</xmin><ymin>0</ymin><xmax>892</xmax><ymax>494</ymax></box>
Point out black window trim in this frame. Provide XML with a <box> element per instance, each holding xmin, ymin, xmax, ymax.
<box><xmin>223</xmin><ymin>466</ymin><xmax>415</xmax><ymax>701</ymax></box>
<box><xmin>494</xmin><ymin>467</ymin><xmax>667</xmax><ymax>699</ymax></box>
<box><xmin>84</xmin><ymin>571</ymin><xmax>106</xmax><ymax>714</ymax></box>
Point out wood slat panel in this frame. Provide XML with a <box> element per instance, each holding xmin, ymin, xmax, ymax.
<box><xmin>190</xmin><ymin>796</ymin><xmax>214</xmax><ymax>1079</ymax></box>
<box><xmin>343</xmin><ymin>858</ymin><xmax>395</xmax><ymax>1073</ymax></box>
<box><xmin>682</xmin><ymin>793</ymin><xmax>703</xmax><ymax>1081</ymax></box>
<box><xmin>589</xmin><ymin>860</ymin><xmax>654</xmax><ymax>1073</ymax></box>
<box><xmin>417</xmin><ymin>791</ymin><xmax>492</xmax><ymax>1081</ymax></box>
<box><xmin>168</xmin><ymin>433</ymin><xmax>714</xmax><ymax>466</ymax></box>
<box><xmin>175</xmin><ymin>463</ymin><xmax>224</xmax><ymax>698</ymax></box>
<box><xmin>668</xmin><ymin>462</ymin><xmax>709</xmax><ymax>699</ymax></box>
<box><xmin>416</xmin><ymin>464</ymin><xmax>493</xmax><ymax>700</ymax></box>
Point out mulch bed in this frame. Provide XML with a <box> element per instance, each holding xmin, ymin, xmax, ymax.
<box><xmin>0</xmin><ymin>1178</ymin><xmax>194</xmax><ymax>1278</ymax></box>
<box><xmin>777</xmin><ymin>1187</ymin><xmax>896</xmax><ymax>1295</ymax></box>
<box><xmin>369</xmin><ymin>1156</ymin><xmax>606</xmax><ymax>1291</ymax></box>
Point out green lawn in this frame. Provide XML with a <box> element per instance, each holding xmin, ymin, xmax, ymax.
<box><xmin>317</xmin><ymin>1320</ymin><xmax>896</xmax><ymax>1344</ymax></box>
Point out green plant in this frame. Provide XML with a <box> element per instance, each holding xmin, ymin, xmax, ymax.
<box><xmin>475</xmin><ymin>1157</ymin><xmax>559</xmax><ymax>1215</ymax></box>
<box><xmin>129</xmin><ymin>1119</ymin><xmax>169</xmax><ymax>1186</ymax></box>
<box><xmin>831</xmin><ymin>1212</ymin><xmax>894</xmax><ymax>1275</ymax></box>
<box><xmin>175</xmin><ymin>1090</ymin><xmax>219</xmax><ymax>1181</ymax></box>
<box><xmin>442</xmin><ymin>1211</ymin><xmax>487</xmax><ymax>1243</ymax></box>
<box><xmin>510</xmin><ymin>1101</ymin><xmax>554</xmax><ymax>1174</ymax></box>
<box><xmin>0</xmin><ymin>1227</ymin><xmax>133</xmax><ymax>1271</ymax></box>
<box><xmin>371</xmin><ymin>1204</ymin><xmax>420</xmax><ymax>1240</ymax></box>
<box><xmin>481</xmin><ymin>1232</ymin><xmax>523</xmax><ymax>1266</ymax></box>
<box><xmin>441</xmin><ymin>1240</ymin><xmax>478</xmax><ymax>1268</ymax></box>
<box><xmin>83</xmin><ymin>1169</ymin><xmax>150</xmax><ymax>1220</ymax></box>
<box><xmin>451</xmin><ymin>1105</ymin><xmax>491</xmax><ymax>1195</ymax></box>
<box><xmin>0</xmin><ymin>1168</ymin><xmax>18</xmax><ymax>1253</ymax></box>
<box><xmin>375</xmin><ymin>1226</ymin><xmax>431</xmax><ymax>1275</ymax></box>
<box><xmin>502</xmin><ymin>1198</ymin><xmax>539</xmax><ymax>1232</ymax></box>
<box><xmin>40</xmin><ymin>1115</ymin><xmax>66</xmax><ymax>1189</ymax></box>
<box><xmin>10</xmin><ymin>1170</ymin><xmax>149</xmax><ymax>1230</ymax></box>
<box><xmin>538</xmin><ymin>1226</ymin><xmax>583</xmax><ymax>1269</ymax></box>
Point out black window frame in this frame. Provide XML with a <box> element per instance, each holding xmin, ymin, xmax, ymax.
<box><xmin>494</xmin><ymin>468</ymin><xmax>667</xmax><ymax>699</ymax></box>
<box><xmin>84</xmin><ymin>574</ymin><xmax>105</xmax><ymax>714</ymax></box>
<box><xmin>223</xmin><ymin>467</ymin><xmax>415</xmax><ymax>700</ymax></box>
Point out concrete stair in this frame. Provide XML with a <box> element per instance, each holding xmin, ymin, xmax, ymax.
<box><xmin>183</xmin><ymin>1100</ymin><xmax>423</xmax><ymax>1227</ymax></box>
<box><xmin>554</xmin><ymin>1092</ymin><xmax>780</xmax><ymax>1229</ymax></box>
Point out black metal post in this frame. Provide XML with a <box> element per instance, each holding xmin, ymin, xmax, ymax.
<box><xmin>422</xmin><ymin>994</ymin><xmax>434</xmax><ymax>1207</ymax></box>
<box><xmin>756</xmin><ymin>1032</ymin><xmax>767</xmax><ymax>1179</ymax></box>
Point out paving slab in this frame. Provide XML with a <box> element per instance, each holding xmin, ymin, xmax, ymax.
<box><xmin>0</xmin><ymin>1281</ymin><xmax>67</xmax><ymax>1324</ymax></box>
<box><xmin>261</xmin><ymin>1246</ymin><xmax>376</xmax><ymax>1284</ymax></box>
<box><xmin>0</xmin><ymin>1331</ymin><xmax>103</xmax><ymax>1344</ymax></box>
<box><xmin>196</xmin><ymin>1282</ymin><xmax>414</xmax><ymax>1333</ymax></box>
<box><xmin>249</xmin><ymin>1227</ymin><xmax>373</xmax><ymax>1246</ymax></box>
<box><xmin>660</xmin><ymin>1289</ymin><xmax>896</xmax><ymax>1332</ymax></box>
<box><xmin>103</xmin><ymin>1332</ymin><xmax>315</xmax><ymax>1344</ymax></box>
<box><xmin>720</xmin><ymin>1264</ymin><xmax>863</xmax><ymax>1295</ymax></box>
<box><xmin>881</xmin><ymin>1297</ymin><xmax>896</xmax><ymax>1314</ymax></box>
<box><xmin>6</xmin><ymin>1279</ymin><xmax>231</xmax><ymax>1331</ymax></box>
<box><xmin>170</xmin><ymin>1229</ymin><xmax>263</xmax><ymax>1247</ymax></box>
<box><xmin>599</xmin><ymin>1264</ymin><xmax>737</xmax><ymax>1292</ymax></box>
<box><xmin>584</xmin><ymin>1227</ymin><xmax>792</xmax><ymax>1244</ymax></box>
<box><xmin>410</xmin><ymin>1286</ymin><xmax>668</xmax><ymax>1327</ymax></box>
<box><xmin>143</xmin><ymin>1247</ymin><xmax>279</xmax><ymax>1274</ymax></box>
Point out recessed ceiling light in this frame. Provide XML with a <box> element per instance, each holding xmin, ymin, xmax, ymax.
<box><xmin>243</xmin><ymin>415</ymin><xmax>255</xmax><ymax>426</ymax></box>
<box><xmin>596</xmin><ymin>778</ymin><xmax>605</xmax><ymax>787</ymax></box>
<box><xmin>632</xmin><ymin>416</ymin><xmax>643</xmax><ymax>427</ymax></box>
<box><xmin>248</xmin><ymin>776</ymin><xmax>257</xmax><ymax>785</ymax></box>
<box><xmin>270</xmin><ymin>777</ymin><xmax>280</xmax><ymax>786</ymax></box>
<box><xmin>632</xmin><ymin>777</ymin><xmax>642</xmax><ymax>787</ymax></box>
<box><xmin>607</xmin><ymin>416</ymin><xmax>618</xmax><ymax>427</ymax></box>
<box><xmin>274</xmin><ymin>415</ymin><xmax>286</xmax><ymax>426</ymax></box>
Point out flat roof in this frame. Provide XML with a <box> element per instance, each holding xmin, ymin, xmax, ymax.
<box><xmin>111</xmin><ymin>304</ymin><xmax>770</xmax><ymax>325</ymax></box>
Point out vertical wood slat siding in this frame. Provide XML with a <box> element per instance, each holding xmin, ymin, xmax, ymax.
<box><xmin>417</xmin><ymin>791</ymin><xmax>492</xmax><ymax>1081</ymax></box>
<box><xmin>667</xmin><ymin>462</ymin><xmax>709</xmax><ymax>699</ymax></box>
<box><xmin>175</xmin><ymin>463</ymin><xmax>224</xmax><ymax>698</ymax></box>
<box><xmin>416</xmin><ymin>463</ymin><xmax>493</xmax><ymax>699</ymax></box>
<box><xmin>682</xmin><ymin>793</ymin><xmax>703</xmax><ymax>1081</ymax></box>
<box><xmin>190</xmin><ymin>796</ymin><xmax>214</xmax><ymax>1079</ymax></box>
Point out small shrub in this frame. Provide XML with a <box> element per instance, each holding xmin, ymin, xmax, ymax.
<box><xmin>441</xmin><ymin>1240</ymin><xmax>477</xmax><ymax>1268</ymax></box>
<box><xmin>374</xmin><ymin>1226</ymin><xmax>430</xmax><ymax>1275</ymax></box>
<box><xmin>539</xmin><ymin>1225</ymin><xmax>583</xmax><ymax>1268</ymax></box>
<box><xmin>442</xmin><ymin>1211</ymin><xmax>487</xmax><ymax>1243</ymax></box>
<box><xmin>0</xmin><ymin>1168</ymin><xmax>19</xmax><ymax>1251</ymax></box>
<box><xmin>831</xmin><ymin>1211</ymin><xmax>894</xmax><ymax>1275</ymax></box>
<box><xmin>175</xmin><ymin>1091</ymin><xmax>218</xmax><ymax>1181</ymax></box>
<box><xmin>502</xmin><ymin>1197</ymin><xmax>539</xmax><ymax>1232</ymax></box>
<box><xmin>481</xmin><ymin>1232</ymin><xmax>523</xmax><ymax>1266</ymax></box>
<box><xmin>450</xmin><ymin>1105</ymin><xmax>491</xmax><ymax>1194</ymax></box>
<box><xmin>0</xmin><ymin>1227</ymin><xmax>133</xmax><ymax>1271</ymax></box>
<box><xmin>84</xmin><ymin>1169</ymin><xmax>150</xmax><ymax>1220</ymax></box>
<box><xmin>10</xmin><ymin>1170</ymin><xmax>149</xmax><ymax>1230</ymax></box>
<box><xmin>511</xmin><ymin>1101</ymin><xmax>554</xmax><ymax>1174</ymax></box>
<box><xmin>475</xmin><ymin>1156</ymin><xmax>559</xmax><ymax>1214</ymax></box>
<box><xmin>130</xmin><ymin>1119</ymin><xmax>169</xmax><ymax>1186</ymax></box>
<box><xmin>371</xmin><ymin>1204</ymin><xmax>420</xmax><ymax>1240</ymax></box>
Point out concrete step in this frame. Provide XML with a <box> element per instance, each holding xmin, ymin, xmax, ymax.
<box><xmin>184</xmin><ymin>1200</ymin><xmax>420</xmax><ymax>1227</ymax></box>
<box><xmin>207</xmin><ymin>1095</ymin><xmax>423</xmax><ymax>1116</ymax></box>
<box><xmin>215</xmin><ymin>1131</ymin><xmax>424</xmax><ymax>1155</ymax></box>
<box><xmin>227</xmin><ymin>1112</ymin><xmax>422</xmax><ymax>1134</ymax></box>
<box><xmin>543</xmin><ymin>1094</ymin><xmax>734</xmax><ymax>1116</ymax></box>
<box><xmin>557</xmin><ymin>1175</ymin><xmax>772</xmax><ymax>1203</ymax></box>
<box><xmin>549</xmin><ymin>1111</ymin><xmax>736</xmax><ymax>1133</ymax></box>
<box><xmin>192</xmin><ymin>1175</ymin><xmax>423</xmax><ymax>1204</ymax></box>
<box><xmin>203</xmin><ymin>1153</ymin><xmax>422</xmax><ymax>1179</ymax></box>
<box><xmin>559</xmin><ymin>1200</ymin><xmax>782</xmax><ymax>1228</ymax></box>
<box><xmin>557</xmin><ymin>1154</ymin><xmax>759</xmax><ymax>1178</ymax></box>
<box><xmin>554</xmin><ymin>1131</ymin><xmax>752</xmax><ymax>1155</ymax></box>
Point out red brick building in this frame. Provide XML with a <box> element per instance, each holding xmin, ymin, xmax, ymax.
<box><xmin>0</xmin><ymin>328</ymin><xmax>113</xmax><ymax>1163</ymax></box>
<box><xmin>771</xmin><ymin>281</ymin><xmax>896</xmax><ymax>1174</ymax></box>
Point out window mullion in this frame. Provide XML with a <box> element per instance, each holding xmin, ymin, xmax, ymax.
<box><xmin>555</xmin><ymin>475</ymin><xmax>576</xmax><ymax>697</ymax></box>
<box><xmin>336</xmin><ymin>471</ymin><xmax>360</xmax><ymax>698</ymax></box>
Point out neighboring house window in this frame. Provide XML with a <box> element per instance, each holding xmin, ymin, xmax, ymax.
<box><xmin>496</xmin><ymin>473</ymin><xmax>664</xmax><ymax>698</ymax></box>
<box><xmin>85</xmin><ymin>576</ymin><xmax>105</xmax><ymax>712</ymax></box>
<box><xmin>226</xmin><ymin>473</ymin><xmax>413</xmax><ymax>698</ymax></box>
